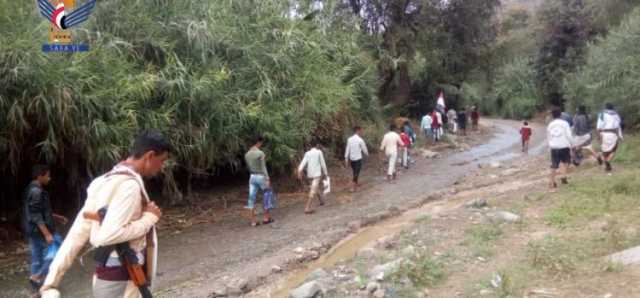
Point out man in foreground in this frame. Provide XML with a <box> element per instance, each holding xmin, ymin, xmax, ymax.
<box><xmin>41</xmin><ymin>131</ymin><xmax>169</xmax><ymax>298</ymax></box>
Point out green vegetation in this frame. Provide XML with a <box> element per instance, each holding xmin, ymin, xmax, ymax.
<box><xmin>2</xmin><ymin>0</ymin><xmax>640</xmax><ymax>216</ymax></box>
<box><xmin>565</xmin><ymin>6</ymin><xmax>640</xmax><ymax>127</ymax></box>
<box><xmin>475</xmin><ymin>135</ymin><xmax>640</xmax><ymax>296</ymax></box>
<box><xmin>476</xmin><ymin>0</ymin><xmax>640</xmax><ymax>120</ymax></box>
<box><xmin>0</xmin><ymin>0</ymin><xmax>380</xmax><ymax>209</ymax></box>
<box><xmin>464</xmin><ymin>223</ymin><xmax>504</xmax><ymax>258</ymax></box>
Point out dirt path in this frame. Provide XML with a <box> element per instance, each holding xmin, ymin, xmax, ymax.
<box><xmin>261</xmin><ymin>125</ymin><xmax>640</xmax><ymax>298</ymax></box>
<box><xmin>0</xmin><ymin>119</ymin><xmax>546</xmax><ymax>298</ymax></box>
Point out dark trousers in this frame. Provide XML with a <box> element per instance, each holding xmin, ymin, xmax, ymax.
<box><xmin>350</xmin><ymin>159</ymin><xmax>363</xmax><ymax>183</ymax></box>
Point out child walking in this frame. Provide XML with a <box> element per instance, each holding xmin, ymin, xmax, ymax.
<box><xmin>520</xmin><ymin>121</ymin><xmax>532</xmax><ymax>153</ymax></box>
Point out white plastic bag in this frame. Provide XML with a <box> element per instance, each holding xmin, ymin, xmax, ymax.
<box><xmin>323</xmin><ymin>177</ymin><xmax>331</xmax><ymax>195</ymax></box>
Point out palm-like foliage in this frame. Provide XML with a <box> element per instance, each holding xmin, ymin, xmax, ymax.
<box><xmin>0</xmin><ymin>0</ymin><xmax>378</xmax><ymax>210</ymax></box>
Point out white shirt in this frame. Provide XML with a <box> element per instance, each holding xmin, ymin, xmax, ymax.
<box><xmin>597</xmin><ymin>110</ymin><xmax>623</xmax><ymax>135</ymax></box>
<box><xmin>298</xmin><ymin>148</ymin><xmax>328</xmax><ymax>179</ymax></box>
<box><xmin>447</xmin><ymin>109</ymin><xmax>457</xmax><ymax>121</ymax></box>
<box><xmin>380</xmin><ymin>131</ymin><xmax>403</xmax><ymax>155</ymax></box>
<box><xmin>421</xmin><ymin>115</ymin><xmax>432</xmax><ymax>130</ymax></box>
<box><xmin>547</xmin><ymin>119</ymin><xmax>573</xmax><ymax>149</ymax></box>
<box><xmin>345</xmin><ymin>134</ymin><xmax>369</xmax><ymax>161</ymax></box>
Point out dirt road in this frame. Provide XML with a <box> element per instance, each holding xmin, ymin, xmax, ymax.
<box><xmin>0</xmin><ymin>119</ymin><xmax>547</xmax><ymax>298</ymax></box>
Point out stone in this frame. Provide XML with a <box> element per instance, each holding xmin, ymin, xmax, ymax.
<box><xmin>294</xmin><ymin>247</ymin><xmax>306</xmax><ymax>254</ymax></box>
<box><xmin>603</xmin><ymin>294</ymin><xmax>613</xmax><ymax>298</ymax></box>
<box><xmin>502</xmin><ymin>168</ymin><xmax>520</xmax><ymax>176</ymax></box>
<box><xmin>317</xmin><ymin>279</ymin><xmax>338</xmax><ymax>297</ymax></box>
<box><xmin>348</xmin><ymin>220</ymin><xmax>362</xmax><ymax>233</ymax></box>
<box><xmin>309</xmin><ymin>242</ymin><xmax>323</xmax><ymax>251</ymax></box>
<box><xmin>420</xmin><ymin>149</ymin><xmax>440</xmax><ymax>159</ymax></box>
<box><xmin>272</xmin><ymin>265</ymin><xmax>283</xmax><ymax>273</ymax></box>
<box><xmin>366</xmin><ymin>281</ymin><xmax>380</xmax><ymax>293</ymax></box>
<box><xmin>402</xmin><ymin>245</ymin><xmax>416</xmax><ymax>256</ymax></box>
<box><xmin>357</xmin><ymin>247</ymin><xmax>376</xmax><ymax>259</ymax></box>
<box><xmin>289</xmin><ymin>281</ymin><xmax>322</xmax><ymax>298</ymax></box>
<box><xmin>373</xmin><ymin>289</ymin><xmax>386</xmax><ymax>298</ymax></box>
<box><xmin>226</xmin><ymin>278</ymin><xmax>248</xmax><ymax>296</ymax></box>
<box><xmin>465</xmin><ymin>198</ymin><xmax>488</xmax><ymax>209</ymax></box>
<box><xmin>387</xmin><ymin>206</ymin><xmax>401</xmax><ymax>215</ymax></box>
<box><xmin>368</xmin><ymin>259</ymin><xmax>404</xmax><ymax>281</ymax></box>
<box><xmin>374</xmin><ymin>271</ymin><xmax>385</xmax><ymax>281</ymax></box>
<box><xmin>607</xmin><ymin>245</ymin><xmax>640</xmax><ymax>265</ymax></box>
<box><xmin>489</xmin><ymin>211</ymin><xmax>521</xmax><ymax>223</ymax></box>
<box><xmin>479</xmin><ymin>289</ymin><xmax>492</xmax><ymax>295</ymax></box>
<box><xmin>302</xmin><ymin>250</ymin><xmax>320</xmax><ymax>261</ymax></box>
<box><xmin>209</xmin><ymin>283</ymin><xmax>227</xmax><ymax>297</ymax></box>
<box><xmin>527</xmin><ymin>288</ymin><xmax>556</xmax><ymax>297</ymax></box>
<box><xmin>490</xmin><ymin>161</ymin><xmax>503</xmax><ymax>169</ymax></box>
<box><xmin>375</xmin><ymin>236</ymin><xmax>397</xmax><ymax>250</ymax></box>
<box><xmin>307</xmin><ymin>268</ymin><xmax>330</xmax><ymax>281</ymax></box>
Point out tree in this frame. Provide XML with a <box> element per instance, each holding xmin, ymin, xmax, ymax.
<box><xmin>534</xmin><ymin>0</ymin><xmax>595</xmax><ymax>108</ymax></box>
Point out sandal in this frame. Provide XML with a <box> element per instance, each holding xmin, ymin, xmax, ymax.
<box><xmin>251</xmin><ymin>222</ymin><xmax>261</xmax><ymax>227</ymax></box>
<box><xmin>304</xmin><ymin>210</ymin><xmax>315</xmax><ymax>214</ymax></box>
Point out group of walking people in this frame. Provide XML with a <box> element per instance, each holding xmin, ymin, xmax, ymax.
<box><xmin>27</xmin><ymin>101</ymin><xmax>481</xmax><ymax>297</ymax></box>
<box><xmin>543</xmin><ymin>103</ymin><xmax>623</xmax><ymax>192</ymax></box>
<box><xmin>420</xmin><ymin>105</ymin><xmax>479</xmax><ymax>142</ymax></box>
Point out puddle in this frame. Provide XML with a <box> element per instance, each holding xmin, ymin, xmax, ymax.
<box><xmin>269</xmin><ymin>120</ymin><xmax>547</xmax><ymax>297</ymax></box>
<box><xmin>270</xmin><ymin>203</ymin><xmax>446</xmax><ymax>298</ymax></box>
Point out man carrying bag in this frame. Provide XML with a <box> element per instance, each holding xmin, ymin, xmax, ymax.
<box><xmin>41</xmin><ymin>131</ymin><xmax>170</xmax><ymax>298</ymax></box>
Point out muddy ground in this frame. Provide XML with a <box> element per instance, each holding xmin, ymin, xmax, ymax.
<box><xmin>0</xmin><ymin>119</ymin><xmax>547</xmax><ymax>298</ymax></box>
<box><xmin>262</xmin><ymin>127</ymin><xmax>640</xmax><ymax>298</ymax></box>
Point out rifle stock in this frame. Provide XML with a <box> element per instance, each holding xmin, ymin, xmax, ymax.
<box><xmin>84</xmin><ymin>209</ymin><xmax>153</xmax><ymax>298</ymax></box>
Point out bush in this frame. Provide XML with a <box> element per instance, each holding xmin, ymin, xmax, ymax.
<box><xmin>564</xmin><ymin>7</ymin><xmax>640</xmax><ymax>128</ymax></box>
<box><xmin>490</xmin><ymin>57</ymin><xmax>543</xmax><ymax>119</ymax></box>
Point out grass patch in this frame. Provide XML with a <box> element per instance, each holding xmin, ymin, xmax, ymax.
<box><xmin>463</xmin><ymin>223</ymin><xmax>504</xmax><ymax>258</ymax></box>
<box><xmin>393</xmin><ymin>253</ymin><xmax>446</xmax><ymax>288</ymax></box>
<box><xmin>527</xmin><ymin>235</ymin><xmax>587</xmax><ymax>275</ymax></box>
<box><xmin>415</xmin><ymin>214</ymin><xmax>431</xmax><ymax>224</ymax></box>
<box><xmin>544</xmin><ymin>170</ymin><xmax>640</xmax><ymax>228</ymax></box>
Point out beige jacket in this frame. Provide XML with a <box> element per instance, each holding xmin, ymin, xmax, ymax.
<box><xmin>42</xmin><ymin>164</ymin><xmax>159</xmax><ymax>298</ymax></box>
<box><xmin>380</xmin><ymin>131</ymin><xmax>403</xmax><ymax>155</ymax></box>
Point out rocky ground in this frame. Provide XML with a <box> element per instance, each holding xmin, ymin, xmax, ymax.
<box><xmin>264</xmin><ymin>135</ymin><xmax>640</xmax><ymax>298</ymax></box>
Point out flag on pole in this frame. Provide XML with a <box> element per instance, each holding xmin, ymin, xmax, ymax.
<box><xmin>436</xmin><ymin>91</ymin><xmax>446</xmax><ymax>113</ymax></box>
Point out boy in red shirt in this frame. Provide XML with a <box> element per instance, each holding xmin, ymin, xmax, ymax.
<box><xmin>520</xmin><ymin>121</ymin><xmax>532</xmax><ymax>153</ymax></box>
<box><xmin>400</xmin><ymin>128</ymin><xmax>412</xmax><ymax>169</ymax></box>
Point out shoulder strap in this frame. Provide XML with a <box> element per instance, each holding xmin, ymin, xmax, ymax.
<box><xmin>103</xmin><ymin>174</ymin><xmax>139</xmax><ymax>207</ymax></box>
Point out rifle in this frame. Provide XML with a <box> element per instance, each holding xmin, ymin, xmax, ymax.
<box><xmin>84</xmin><ymin>208</ymin><xmax>153</xmax><ymax>298</ymax></box>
